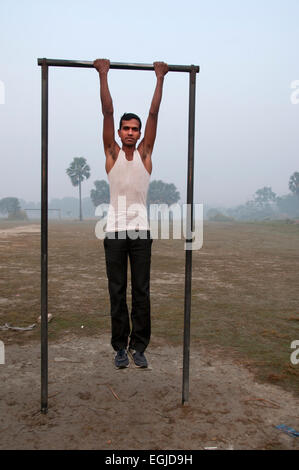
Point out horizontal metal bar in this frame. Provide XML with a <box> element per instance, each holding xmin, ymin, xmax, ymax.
<box><xmin>37</xmin><ymin>58</ymin><xmax>200</xmax><ymax>73</ymax></box>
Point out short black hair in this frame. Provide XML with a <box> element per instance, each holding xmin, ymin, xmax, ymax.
<box><xmin>119</xmin><ymin>113</ymin><xmax>142</xmax><ymax>131</ymax></box>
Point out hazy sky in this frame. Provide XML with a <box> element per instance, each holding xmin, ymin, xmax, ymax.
<box><xmin>1</xmin><ymin>0</ymin><xmax>299</xmax><ymax>207</ymax></box>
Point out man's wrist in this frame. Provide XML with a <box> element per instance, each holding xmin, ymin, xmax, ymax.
<box><xmin>98</xmin><ymin>72</ymin><xmax>109</xmax><ymax>81</ymax></box>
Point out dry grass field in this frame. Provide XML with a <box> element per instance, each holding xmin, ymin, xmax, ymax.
<box><xmin>1</xmin><ymin>219</ymin><xmax>299</xmax><ymax>393</ymax></box>
<box><xmin>0</xmin><ymin>219</ymin><xmax>299</xmax><ymax>450</ymax></box>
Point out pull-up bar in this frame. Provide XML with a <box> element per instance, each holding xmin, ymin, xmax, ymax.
<box><xmin>38</xmin><ymin>57</ymin><xmax>199</xmax><ymax>414</ymax></box>
<box><xmin>37</xmin><ymin>58</ymin><xmax>200</xmax><ymax>73</ymax></box>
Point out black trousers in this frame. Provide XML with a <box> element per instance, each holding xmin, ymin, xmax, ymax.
<box><xmin>104</xmin><ymin>230</ymin><xmax>152</xmax><ymax>353</ymax></box>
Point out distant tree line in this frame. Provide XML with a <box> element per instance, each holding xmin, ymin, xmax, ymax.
<box><xmin>207</xmin><ymin>171</ymin><xmax>299</xmax><ymax>222</ymax></box>
<box><xmin>0</xmin><ymin>156</ymin><xmax>180</xmax><ymax>220</ymax></box>
<box><xmin>3</xmin><ymin>154</ymin><xmax>298</xmax><ymax>223</ymax></box>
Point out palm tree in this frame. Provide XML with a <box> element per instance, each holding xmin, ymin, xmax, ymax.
<box><xmin>66</xmin><ymin>157</ymin><xmax>90</xmax><ymax>221</ymax></box>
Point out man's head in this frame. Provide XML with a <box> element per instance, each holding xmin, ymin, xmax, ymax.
<box><xmin>118</xmin><ymin>113</ymin><xmax>142</xmax><ymax>148</ymax></box>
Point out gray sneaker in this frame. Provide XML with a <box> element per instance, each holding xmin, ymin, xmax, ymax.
<box><xmin>114</xmin><ymin>349</ymin><xmax>129</xmax><ymax>369</ymax></box>
<box><xmin>129</xmin><ymin>349</ymin><xmax>148</xmax><ymax>368</ymax></box>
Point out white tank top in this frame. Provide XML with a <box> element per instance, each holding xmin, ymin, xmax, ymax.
<box><xmin>106</xmin><ymin>149</ymin><xmax>150</xmax><ymax>232</ymax></box>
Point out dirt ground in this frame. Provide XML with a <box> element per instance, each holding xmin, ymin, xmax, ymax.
<box><xmin>1</xmin><ymin>333</ymin><xmax>299</xmax><ymax>450</ymax></box>
<box><xmin>0</xmin><ymin>224</ymin><xmax>41</xmax><ymax>236</ymax></box>
<box><xmin>1</xmin><ymin>222</ymin><xmax>299</xmax><ymax>451</ymax></box>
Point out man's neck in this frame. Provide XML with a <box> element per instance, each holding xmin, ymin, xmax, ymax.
<box><xmin>122</xmin><ymin>145</ymin><xmax>136</xmax><ymax>161</ymax></box>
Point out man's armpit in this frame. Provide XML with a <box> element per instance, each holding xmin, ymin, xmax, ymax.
<box><xmin>105</xmin><ymin>142</ymin><xmax>119</xmax><ymax>160</ymax></box>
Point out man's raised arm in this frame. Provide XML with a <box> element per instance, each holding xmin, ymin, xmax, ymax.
<box><xmin>94</xmin><ymin>59</ymin><xmax>119</xmax><ymax>162</ymax></box>
<box><xmin>138</xmin><ymin>61</ymin><xmax>168</xmax><ymax>162</ymax></box>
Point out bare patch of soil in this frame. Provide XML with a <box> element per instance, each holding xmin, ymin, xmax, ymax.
<box><xmin>0</xmin><ymin>224</ymin><xmax>40</xmax><ymax>237</ymax></box>
<box><xmin>0</xmin><ymin>334</ymin><xmax>299</xmax><ymax>450</ymax></box>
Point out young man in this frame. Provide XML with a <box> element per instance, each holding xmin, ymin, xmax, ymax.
<box><xmin>94</xmin><ymin>58</ymin><xmax>168</xmax><ymax>369</ymax></box>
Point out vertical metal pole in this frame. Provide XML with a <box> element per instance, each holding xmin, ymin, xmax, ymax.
<box><xmin>182</xmin><ymin>67</ymin><xmax>197</xmax><ymax>405</ymax></box>
<box><xmin>41</xmin><ymin>59</ymin><xmax>49</xmax><ymax>414</ymax></box>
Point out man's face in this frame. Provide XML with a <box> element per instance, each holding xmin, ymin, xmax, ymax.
<box><xmin>118</xmin><ymin>119</ymin><xmax>141</xmax><ymax>147</ymax></box>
